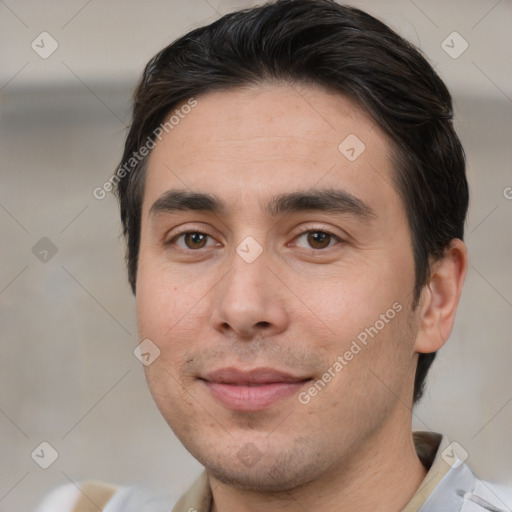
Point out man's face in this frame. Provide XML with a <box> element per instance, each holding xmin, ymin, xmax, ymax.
<box><xmin>136</xmin><ymin>84</ymin><xmax>422</xmax><ymax>490</ymax></box>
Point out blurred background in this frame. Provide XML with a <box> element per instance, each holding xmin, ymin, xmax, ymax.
<box><xmin>0</xmin><ymin>1</ymin><xmax>511</xmax><ymax>510</ymax></box>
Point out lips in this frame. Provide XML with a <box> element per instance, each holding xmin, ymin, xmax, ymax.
<box><xmin>200</xmin><ymin>367</ymin><xmax>311</xmax><ymax>411</ymax></box>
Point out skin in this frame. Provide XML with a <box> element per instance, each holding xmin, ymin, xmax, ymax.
<box><xmin>136</xmin><ymin>83</ymin><xmax>468</xmax><ymax>512</ymax></box>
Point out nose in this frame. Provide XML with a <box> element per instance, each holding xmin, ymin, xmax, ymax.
<box><xmin>210</xmin><ymin>247</ymin><xmax>289</xmax><ymax>340</ymax></box>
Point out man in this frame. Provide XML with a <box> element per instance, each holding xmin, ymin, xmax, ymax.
<box><xmin>37</xmin><ymin>0</ymin><xmax>509</xmax><ymax>511</ymax></box>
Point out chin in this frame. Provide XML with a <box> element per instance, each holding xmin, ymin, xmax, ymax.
<box><xmin>209</xmin><ymin>461</ymin><xmax>324</xmax><ymax>493</ymax></box>
<box><xmin>190</xmin><ymin>441</ymin><xmax>328</xmax><ymax>493</ymax></box>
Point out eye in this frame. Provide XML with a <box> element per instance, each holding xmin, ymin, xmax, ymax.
<box><xmin>292</xmin><ymin>229</ymin><xmax>342</xmax><ymax>250</ymax></box>
<box><xmin>167</xmin><ymin>231</ymin><xmax>220</xmax><ymax>251</ymax></box>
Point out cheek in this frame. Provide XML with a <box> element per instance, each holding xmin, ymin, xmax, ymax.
<box><xmin>136</xmin><ymin>266</ymin><xmax>201</xmax><ymax>412</ymax></box>
<box><xmin>288</xmin><ymin>259</ymin><xmax>408</xmax><ymax>340</ymax></box>
<box><xmin>136</xmin><ymin>270</ymin><xmax>173</xmax><ymax>340</ymax></box>
<box><xmin>136</xmin><ymin>252</ymin><xmax>196</xmax><ymax>335</ymax></box>
<box><xmin>135</xmin><ymin>258</ymin><xmax>215</xmax><ymax>374</ymax></box>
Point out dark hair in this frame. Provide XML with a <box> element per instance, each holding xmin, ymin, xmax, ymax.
<box><xmin>113</xmin><ymin>0</ymin><xmax>468</xmax><ymax>405</ymax></box>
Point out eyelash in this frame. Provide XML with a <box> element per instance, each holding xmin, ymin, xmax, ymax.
<box><xmin>166</xmin><ymin>228</ymin><xmax>344</xmax><ymax>253</ymax></box>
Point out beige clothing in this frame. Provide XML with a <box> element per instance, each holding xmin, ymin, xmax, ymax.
<box><xmin>40</xmin><ymin>430</ymin><xmax>508</xmax><ymax>511</ymax></box>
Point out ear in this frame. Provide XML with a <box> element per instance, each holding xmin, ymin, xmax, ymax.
<box><xmin>414</xmin><ymin>238</ymin><xmax>468</xmax><ymax>354</ymax></box>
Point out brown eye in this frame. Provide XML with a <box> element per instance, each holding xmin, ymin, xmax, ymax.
<box><xmin>290</xmin><ymin>229</ymin><xmax>343</xmax><ymax>252</ymax></box>
<box><xmin>183</xmin><ymin>232</ymin><xmax>208</xmax><ymax>249</ymax></box>
<box><xmin>167</xmin><ymin>231</ymin><xmax>218</xmax><ymax>251</ymax></box>
<box><xmin>307</xmin><ymin>231</ymin><xmax>332</xmax><ymax>249</ymax></box>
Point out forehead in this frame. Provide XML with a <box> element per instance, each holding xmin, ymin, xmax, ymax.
<box><xmin>142</xmin><ymin>83</ymin><xmax>399</xmax><ymax>221</ymax></box>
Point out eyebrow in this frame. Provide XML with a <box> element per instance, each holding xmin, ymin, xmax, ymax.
<box><xmin>149</xmin><ymin>188</ymin><xmax>376</xmax><ymax>221</ymax></box>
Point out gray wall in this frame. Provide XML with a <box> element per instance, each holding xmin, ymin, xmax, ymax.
<box><xmin>1</xmin><ymin>1</ymin><xmax>511</xmax><ymax>510</ymax></box>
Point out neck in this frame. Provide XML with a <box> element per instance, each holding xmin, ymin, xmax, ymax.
<box><xmin>209</xmin><ymin>415</ymin><xmax>427</xmax><ymax>512</ymax></box>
